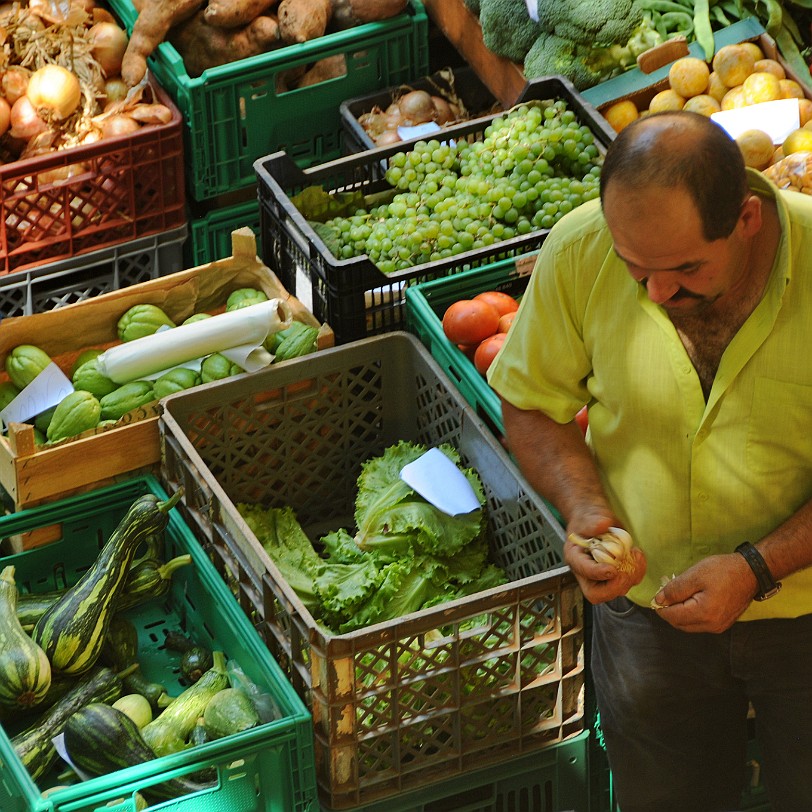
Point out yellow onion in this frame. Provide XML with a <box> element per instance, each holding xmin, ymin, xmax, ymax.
<box><xmin>9</xmin><ymin>95</ymin><xmax>48</xmax><ymax>140</ymax></box>
<box><xmin>0</xmin><ymin>96</ymin><xmax>10</xmax><ymax>137</ymax></box>
<box><xmin>27</xmin><ymin>65</ymin><xmax>81</xmax><ymax>120</ymax></box>
<box><xmin>89</xmin><ymin>21</ymin><xmax>128</xmax><ymax>77</ymax></box>
<box><xmin>2</xmin><ymin>67</ymin><xmax>29</xmax><ymax>105</ymax></box>
<box><xmin>103</xmin><ymin>77</ymin><xmax>129</xmax><ymax>105</ymax></box>
<box><xmin>100</xmin><ymin>113</ymin><xmax>140</xmax><ymax>139</ymax></box>
<box><xmin>128</xmin><ymin>103</ymin><xmax>172</xmax><ymax>125</ymax></box>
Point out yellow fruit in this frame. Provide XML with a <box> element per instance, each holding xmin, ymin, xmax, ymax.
<box><xmin>647</xmin><ymin>88</ymin><xmax>685</xmax><ymax>113</ymax></box>
<box><xmin>603</xmin><ymin>99</ymin><xmax>638</xmax><ymax>133</ymax></box>
<box><xmin>707</xmin><ymin>71</ymin><xmax>728</xmax><ymax>103</ymax></box>
<box><xmin>779</xmin><ymin>79</ymin><xmax>805</xmax><ymax>100</ymax></box>
<box><xmin>772</xmin><ymin>146</ymin><xmax>784</xmax><ymax>165</ymax></box>
<box><xmin>742</xmin><ymin>71</ymin><xmax>782</xmax><ymax>105</ymax></box>
<box><xmin>713</xmin><ymin>44</ymin><xmax>756</xmax><ymax>88</ymax></box>
<box><xmin>782</xmin><ymin>127</ymin><xmax>812</xmax><ymax>156</ymax></box>
<box><xmin>753</xmin><ymin>58</ymin><xmax>785</xmax><ymax>80</ymax></box>
<box><xmin>799</xmin><ymin>98</ymin><xmax>812</xmax><ymax>127</ymax></box>
<box><xmin>735</xmin><ymin>129</ymin><xmax>775</xmax><ymax>170</ymax></box>
<box><xmin>739</xmin><ymin>42</ymin><xmax>765</xmax><ymax>63</ymax></box>
<box><xmin>668</xmin><ymin>57</ymin><xmax>710</xmax><ymax>98</ymax></box>
<box><xmin>721</xmin><ymin>85</ymin><xmax>747</xmax><ymax>111</ymax></box>
<box><xmin>682</xmin><ymin>94</ymin><xmax>721</xmax><ymax>116</ymax></box>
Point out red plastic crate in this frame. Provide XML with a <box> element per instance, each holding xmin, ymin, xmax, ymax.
<box><xmin>0</xmin><ymin>81</ymin><xmax>185</xmax><ymax>276</ymax></box>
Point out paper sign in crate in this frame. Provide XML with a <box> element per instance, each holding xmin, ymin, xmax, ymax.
<box><xmin>107</xmin><ymin>0</ymin><xmax>429</xmax><ymax>202</ymax></box>
<box><xmin>158</xmin><ymin>331</ymin><xmax>584</xmax><ymax>810</ymax></box>
<box><xmin>255</xmin><ymin>74</ymin><xmax>615</xmax><ymax>345</ymax></box>
<box><xmin>0</xmin><ymin>80</ymin><xmax>185</xmax><ymax>278</ymax></box>
<box><xmin>0</xmin><ymin>228</ymin><xmax>333</xmax><ymax>513</ymax></box>
<box><xmin>0</xmin><ymin>475</ymin><xmax>318</xmax><ymax>812</ymax></box>
<box><xmin>405</xmin><ymin>253</ymin><xmax>537</xmax><ymax>440</ymax></box>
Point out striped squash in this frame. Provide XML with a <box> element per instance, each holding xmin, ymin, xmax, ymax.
<box><xmin>0</xmin><ymin>566</ymin><xmax>51</xmax><ymax>711</ymax></box>
<box><xmin>31</xmin><ymin>490</ymin><xmax>183</xmax><ymax>676</ymax></box>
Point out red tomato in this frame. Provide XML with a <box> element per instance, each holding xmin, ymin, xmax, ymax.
<box><xmin>474</xmin><ymin>332</ymin><xmax>507</xmax><ymax>375</ymax></box>
<box><xmin>474</xmin><ymin>290</ymin><xmax>519</xmax><ymax>317</ymax></box>
<box><xmin>442</xmin><ymin>299</ymin><xmax>500</xmax><ymax>345</ymax></box>
<box><xmin>575</xmin><ymin>405</ymin><xmax>588</xmax><ymax>435</ymax></box>
<box><xmin>497</xmin><ymin>311</ymin><xmax>516</xmax><ymax>333</ymax></box>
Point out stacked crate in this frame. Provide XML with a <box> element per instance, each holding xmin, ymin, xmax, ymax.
<box><xmin>103</xmin><ymin>0</ymin><xmax>430</xmax><ymax>265</ymax></box>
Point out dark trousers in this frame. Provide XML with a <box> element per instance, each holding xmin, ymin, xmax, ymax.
<box><xmin>592</xmin><ymin>597</ymin><xmax>812</xmax><ymax>812</ymax></box>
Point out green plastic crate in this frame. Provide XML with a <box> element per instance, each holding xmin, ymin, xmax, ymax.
<box><xmin>107</xmin><ymin>0</ymin><xmax>429</xmax><ymax>202</ymax></box>
<box><xmin>0</xmin><ymin>476</ymin><xmax>318</xmax><ymax>812</ymax></box>
<box><xmin>325</xmin><ymin>730</ymin><xmax>591</xmax><ymax>812</ymax></box>
<box><xmin>185</xmin><ymin>194</ymin><xmax>262</xmax><ymax>267</ymax></box>
<box><xmin>405</xmin><ymin>254</ymin><xmax>536</xmax><ymax>439</ymax></box>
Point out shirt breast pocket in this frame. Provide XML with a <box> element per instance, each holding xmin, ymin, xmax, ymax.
<box><xmin>746</xmin><ymin>377</ymin><xmax>812</xmax><ymax>477</ymax></box>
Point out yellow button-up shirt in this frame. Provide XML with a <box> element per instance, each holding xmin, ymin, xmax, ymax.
<box><xmin>488</xmin><ymin>171</ymin><xmax>812</xmax><ymax>619</ymax></box>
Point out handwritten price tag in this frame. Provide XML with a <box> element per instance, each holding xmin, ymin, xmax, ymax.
<box><xmin>0</xmin><ymin>363</ymin><xmax>73</xmax><ymax>428</ymax></box>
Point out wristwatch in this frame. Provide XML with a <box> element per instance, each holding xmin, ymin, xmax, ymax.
<box><xmin>735</xmin><ymin>542</ymin><xmax>782</xmax><ymax>601</ymax></box>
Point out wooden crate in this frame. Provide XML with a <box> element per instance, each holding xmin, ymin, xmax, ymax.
<box><xmin>0</xmin><ymin>228</ymin><xmax>333</xmax><ymax>513</ymax></box>
<box><xmin>421</xmin><ymin>0</ymin><xmax>527</xmax><ymax>108</ymax></box>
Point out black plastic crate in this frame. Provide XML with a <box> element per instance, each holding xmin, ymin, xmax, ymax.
<box><xmin>340</xmin><ymin>66</ymin><xmax>501</xmax><ymax>154</ymax></box>
<box><xmin>255</xmin><ymin>75</ymin><xmax>614</xmax><ymax>345</ymax></box>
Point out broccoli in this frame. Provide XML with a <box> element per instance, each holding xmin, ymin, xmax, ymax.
<box><xmin>479</xmin><ymin>0</ymin><xmax>544</xmax><ymax>63</ymax></box>
<box><xmin>524</xmin><ymin>18</ymin><xmax>662</xmax><ymax>91</ymax></box>
<box><xmin>535</xmin><ymin>0</ymin><xmax>645</xmax><ymax>47</ymax></box>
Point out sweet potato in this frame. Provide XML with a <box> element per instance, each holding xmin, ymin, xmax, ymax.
<box><xmin>331</xmin><ymin>0</ymin><xmax>407</xmax><ymax>28</ymax></box>
<box><xmin>204</xmin><ymin>0</ymin><xmax>279</xmax><ymax>29</ymax></box>
<box><xmin>277</xmin><ymin>0</ymin><xmax>330</xmax><ymax>44</ymax></box>
<box><xmin>169</xmin><ymin>11</ymin><xmax>282</xmax><ymax>76</ymax></box>
<box><xmin>121</xmin><ymin>0</ymin><xmax>203</xmax><ymax>85</ymax></box>
<box><xmin>296</xmin><ymin>54</ymin><xmax>347</xmax><ymax>87</ymax></box>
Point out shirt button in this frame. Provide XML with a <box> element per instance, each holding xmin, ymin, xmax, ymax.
<box><xmin>698</xmin><ymin>492</ymin><xmax>709</xmax><ymax>502</ymax></box>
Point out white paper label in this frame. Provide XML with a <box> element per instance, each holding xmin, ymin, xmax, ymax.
<box><xmin>0</xmin><ymin>363</ymin><xmax>73</xmax><ymax>427</ymax></box>
<box><xmin>397</xmin><ymin>122</ymin><xmax>443</xmax><ymax>141</ymax></box>
<box><xmin>711</xmin><ymin>98</ymin><xmax>800</xmax><ymax>144</ymax></box>
<box><xmin>400</xmin><ymin>447</ymin><xmax>481</xmax><ymax>516</ymax></box>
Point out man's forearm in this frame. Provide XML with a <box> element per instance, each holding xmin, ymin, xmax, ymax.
<box><xmin>757</xmin><ymin>500</ymin><xmax>812</xmax><ymax>583</ymax></box>
<box><xmin>500</xmin><ymin>398</ymin><xmax>613</xmax><ymax>526</ymax></box>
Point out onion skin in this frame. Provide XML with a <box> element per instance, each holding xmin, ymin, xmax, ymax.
<box><xmin>127</xmin><ymin>103</ymin><xmax>172</xmax><ymax>125</ymax></box>
<box><xmin>375</xmin><ymin>130</ymin><xmax>401</xmax><ymax>146</ymax></box>
<box><xmin>397</xmin><ymin>89</ymin><xmax>434</xmax><ymax>125</ymax></box>
<box><xmin>103</xmin><ymin>77</ymin><xmax>129</xmax><ymax>105</ymax></box>
<box><xmin>2</xmin><ymin>67</ymin><xmax>29</xmax><ymax>105</ymax></box>
<box><xmin>431</xmin><ymin>96</ymin><xmax>455</xmax><ymax>125</ymax></box>
<box><xmin>0</xmin><ymin>96</ymin><xmax>9</xmax><ymax>137</ymax></box>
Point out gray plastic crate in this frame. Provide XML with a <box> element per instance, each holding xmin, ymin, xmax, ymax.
<box><xmin>159</xmin><ymin>331</ymin><xmax>583</xmax><ymax>810</ymax></box>
<box><xmin>0</xmin><ymin>225</ymin><xmax>186</xmax><ymax>318</ymax></box>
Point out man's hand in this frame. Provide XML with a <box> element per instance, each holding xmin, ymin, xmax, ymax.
<box><xmin>564</xmin><ymin>534</ymin><xmax>647</xmax><ymax>604</ymax></box>
<box><xmin>651</xmin><ymin>554</ymin><xmax>757</xmax><ymax>633</ymax></box>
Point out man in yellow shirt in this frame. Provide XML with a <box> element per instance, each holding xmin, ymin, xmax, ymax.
<box><xmin>488</xmin><ymin>111</ymin><xmax>812</xmax><ymax>811</ymax></box>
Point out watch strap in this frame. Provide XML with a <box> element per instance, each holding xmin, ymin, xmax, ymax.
<box><xmin>735</xmin><ymin>541</ymin><xmax>782</xmax><ymax>601</ymax></box>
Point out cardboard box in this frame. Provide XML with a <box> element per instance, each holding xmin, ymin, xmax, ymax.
<box><xmin>0</xmin><ymin>229</ymin><xmax>332</xmax><ymax>513</ymax></box>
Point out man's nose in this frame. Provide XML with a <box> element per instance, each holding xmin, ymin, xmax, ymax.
<box><xmin>641</xmin><ymin>272</ymin><xmax>681</xmax><ymax>305</ymax></box>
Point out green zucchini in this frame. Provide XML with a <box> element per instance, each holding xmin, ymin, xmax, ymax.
<box><xmin>17</xmin><ymin>552</ymin><xmax>190</xmax><ymax>627</ymax></box>
<box><xmin>11</xmin><ymin>666</ymin><xmax>122</xmax><ymax>781</ymax></box>
<box><xmin>202</xmin><ymin>688</ymin><xmax>259</xmax><ymax>740</ymax></box>
<box><xmin>0</xmin><ymin>566</ymin><xmax>52</xmax><ymax>711</ymax></box>
<box><xmin>63</xmin><ymin>703</ymin><xmax>214</xmax><ymax>801</ymax></box>
<box><xmin>179</xmin><ymin>647</ymin><xmax>213</xmax><ymax>684</ymax></box>
<box><xmin>141</xmin><ymin>651</ymin><xmax>228</xmax><ymax>757</ymax></box>
<box><xmin>31</xmin><ymin>490</ymin><xmax>183</xmax><ymax>676</ymax></box>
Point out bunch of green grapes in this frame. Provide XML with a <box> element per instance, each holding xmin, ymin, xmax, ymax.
<box><xmin>322</xmin><ymin>99</ymin><xmax>603</xmax><ymax>274</ymax></box>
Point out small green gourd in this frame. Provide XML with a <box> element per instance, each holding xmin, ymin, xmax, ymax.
<box><xmin>0</xmin><ymin>566</ymin><xmax>52</xmax><ymax>711</ymax></box>
<box><xmin>99</xmin><ymin>380</ymin><xmax>156</xmax><ymax>421</ymax></box>
<box><xmin>226</xmin><ymin>288</ymin><xmax>268</xmax><ymax>311</ymax></box>
<box><xmin>72</xmin><ymin>357</ymin><xmax>119</xmax><ymax>398</ymax></box>
<box><xmin>153</xmin><ymin>368</ymin><xmax>201</xmax><ymax>400</ymax></box>
<box><xmin>0</xmin><ymin>380</ymin><xmax>20</xmax><ymax>410</ymax></box>
<box><xmin>274</xmin><ymin>324</ymin><xmax>319</xmax><ymax>362</ymax></box>
<box><xmin>202</xmin><ymin>688</ymin><xmax>259</xmax><ymax>739</ymax></box>
<box><xmin>6</xmin><ymin>345</ymin><xmax>52</xmax><ymax>389</ymax></box>
<box><xmin>182</xmin><ymin>313</ymin><xmax>211</xmax><ymax>325</ymax></box>
<box><xmin>46</xmin><ymin>390</ymin><xmax>101</xmax><ymax>442</ymax></box>
<box><xmin>117</xmin><ymin>304</ymin><xmax>176</xmax><ymax>342</ymax></box>
<box><xmin>70</xmin><ymin>348</ymin><xmax>103</xmax><ymax>377</ymax></box>
<box><xmin>200</xmin><ymin>354</ymin><xmax>241</xmax><ymax>383</ymax></box>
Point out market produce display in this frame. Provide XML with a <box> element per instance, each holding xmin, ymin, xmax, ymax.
<box><xmin>121</xmin><ymin>0</ymin><xmax>410</xmax><ymax>83</ymax></box>
<box><xmin>0</xmin><ymin>1</ymin><xmax>172</xmax><ymax>161</ymax></box>
<box><xmin>466</xmin><ymin>0</ymin><xmax>812</xmax><ymax>91</ymax></box>
<box><xmin>1</xmin><ymin>289</ymin><xmax>320</xmax><ymax>447</ymax></box>
<box><xmin>313</xmin><ymin>98</ymin><xmax>603</xmax><ymax>273</ymax></box>
<box><xmin>239</xmin><ymin>440</ymin><xmax>508</xmax><ymax>634</ymax></box>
